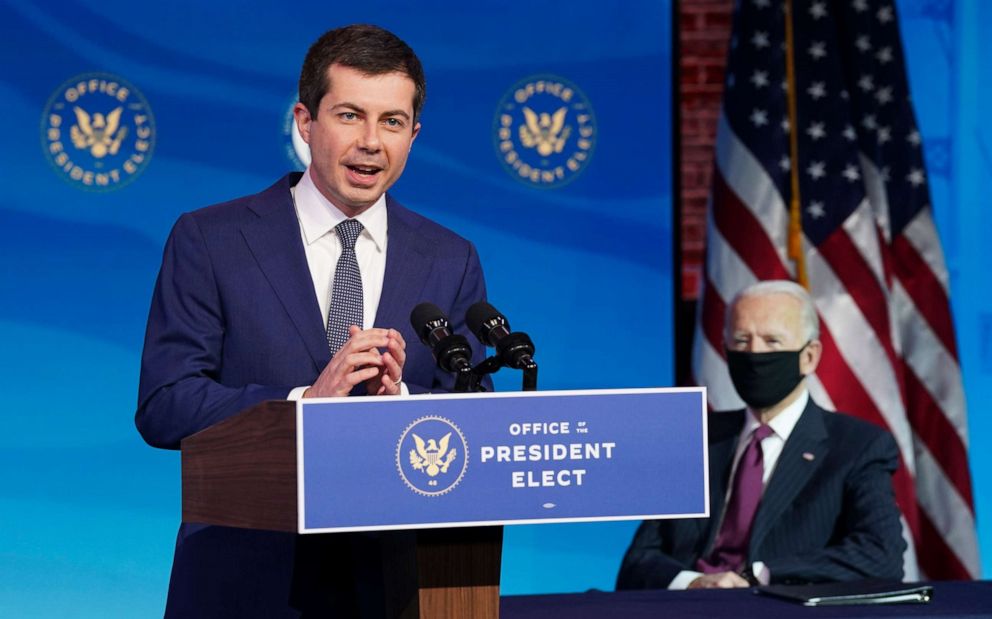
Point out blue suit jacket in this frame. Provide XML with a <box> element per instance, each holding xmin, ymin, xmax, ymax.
<box><xmin>136</xmin><ymin>173</ymin><xmax>489</xmax><ymax>617</ymax></box>
<box><xmin>616</xmin><ymin>400</ymin><xmax>906</xmax><ymax>589</ymax></box>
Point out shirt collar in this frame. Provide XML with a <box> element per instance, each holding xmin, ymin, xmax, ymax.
<box><xmin>293</xmin><ymin>167</ymin><xmax>387</xmax><ymax>251</ymax></box>
<box><xmin>743</xmin><ymin>389</ymin><xmax>809</xmax><ymax>442</ymax></box>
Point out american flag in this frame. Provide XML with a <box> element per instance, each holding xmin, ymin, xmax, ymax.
<box><xmin>691</xmin><ymin>0</ymin><xmax>977</xmax><ymax>579</ymax></box>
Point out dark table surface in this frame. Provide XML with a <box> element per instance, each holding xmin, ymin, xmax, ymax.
<box><xmin>501</xmin><ymin>581</ymin><xmax>992</xmax><ymax>618</ymax></box>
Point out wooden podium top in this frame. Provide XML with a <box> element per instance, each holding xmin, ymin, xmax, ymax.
<box><xmin>182</xmin><ymin>400</ymin><xmax>298</xmax><ymax>531</ymax></box>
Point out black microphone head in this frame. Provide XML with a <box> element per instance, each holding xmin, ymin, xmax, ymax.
<box><xmin>466</xmin><ymin>301</ymin><xmax>509</xmax><ymax>347</ymax></box>
<box><xmin>411</xmin><ymin>302</ymin><xmax>474</xmax><ymax>373</ymax></box>
<box><xmin>410</xmin><ymin>302</ymin><xmax>448</xmax><ymax>344</ymax></box>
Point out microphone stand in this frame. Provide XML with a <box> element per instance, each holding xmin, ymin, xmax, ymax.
<box><xmin>464</xmin><ymin>354</ymin><xmax>538</xmax><ymax>392</ymax></box>
<box><xmin>452</xmin><ymin>357</ymin><xmax>498</xmax><ymax>393</ymax></box>
<box><xmin>453</xmin><ymin>366</ymin><xmax>478</xmax><ymax>393</ymax></box>
<box><xmin>521</xmin><ymin>361</ymin><xmax>538</xmax><ymax>392</ymax></box>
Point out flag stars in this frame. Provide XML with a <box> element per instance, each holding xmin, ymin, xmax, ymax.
<box><xmin>858</xmin><ymin>74</ymin><xmax>875</xmax><ymax>91</ymax></box>
<box><xmin>876</xmin><ymin>47</ymin><xmax>893</xmax><ymax>64</ymax></box>
<box><xmin>907</xmin><ymin>130</ymin><xmax>921</xmax><ymax>146</ymax></box>
<box><xmin>779</xmin><ymin>156</ymin><xmax>791</xmax><ymax>171</ymax></box>
<box><xmin>881</xmin><ymin>166</ymin><xmax>891</xmax><ymax>182</ymax></box>
<box><xmin>877</xmin><ymin>126</ymin><xmax>891</xmax><ymax>143</ymax></box>
<box><xmin>843</xmin><ymin>125</ymin><xmax>857</xmax><ymax>141</ymax></box>
<box><xmin>862</xmin><ymin>114</ymin><xmax>877</xmax><ymax>130</ymax></box>
<box><xmin>852</xmin><ymin>0</ymin><xmax>868</xmax><ymax>12</ymax></box>
<box><xmin>878</xmin><ymin>5</ymin><xmax>894</xmax><ymax>23</ymax></box>
<box><xmin>807</xmin><ymin>201</ymin><xmax>826</xmax><ymax>219</ymax></box>
<box><xmin>751</xmin><ymin>70</ymin><xmax>770</xmax><ymax>88</ymax></box>
<box><xmin>842</xmin><ymin>164</ymin><xmax>861</xmax><ymax>182</ymax></box>
<box><xmin>808</xmin><ymin>81</ymin><xmax>827</xmax><ymax>100</ymax></box>
<box><xmin>876</xmin><ymin>86</ymin><xmax>893</xmax><ymax>105</ymax></box>
<box><xmin>856</xmin><ymin>35</ymin><xmax>871</xmax><ymax>52</ymax></box>
<box><xmin>753</xmin><ymin>0</ymin><xmax>771</xmax><ymax>8</ymax></box>
<box><xmin>807</xmin><ymin>161</ymin><xmax>827</xmax><ymax>180</ymax></box>
<box><xmin>752</xmin><ymin>31</ymin><xmax>770</xmax><ymax>49</ymax></box>
<box><xmin>807</xmin><ymin>122</ymin><xmax>826</xmax><ymax>140</ymax></box>
<box><xmin>907</xmin><ymin>168</ymin><xmax>925</xmax><ymax>186</ymax></box>
<box><xmin>810</xmin><ymin>1</ymin><xmax>827</xmax><ymax>19</ymax></box>
<box><xmin>781</xmin><ymin>117</ymin><xmax>791</xmax><ymax>132</ymax></box>
<box><xmin>809</xmin><ymin>41</ymin><xmax>827</xmax><ymax>59</ymax></box>
<box><xmin>750</xmin><ymin>109</ymin><xmax>769</xmax><ymax>127</ymax></box>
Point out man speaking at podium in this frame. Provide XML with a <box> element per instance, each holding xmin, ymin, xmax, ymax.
<box><xmin>618</xmin><ymin>280</ymin><xmax>905</xmax><ymax>590</ymax></box>
<box><xmin>136</xmin><ymin>24</ymin><xmax>487</xmax><ymax>617</ymax></box>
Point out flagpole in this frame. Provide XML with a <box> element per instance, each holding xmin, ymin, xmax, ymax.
<box><xmin>783</xmin><ymin>0</ymin><xmax>808</xmax><ymax>288</ymax></box>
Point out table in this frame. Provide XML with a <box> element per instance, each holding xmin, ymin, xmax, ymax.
<box><xmin>501</xmin><ymin>581</ymin><xmax>992</xmax><ymax>618</ymax></box>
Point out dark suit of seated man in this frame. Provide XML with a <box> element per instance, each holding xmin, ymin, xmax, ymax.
<box><xmin>617</xmin><ymin>280</ymin><xmax>906</xmax><ymax>590</ymax></box>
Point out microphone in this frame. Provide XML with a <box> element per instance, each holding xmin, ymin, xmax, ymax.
<box><xmin>410</xmin><ymin>302</ymin><xmax>474</xmax><ymax>374</ymax></box>
<box><xmin>465</xmin><ymin>301</ymin><xmax>536</xmax><ymax>370</ymax></box>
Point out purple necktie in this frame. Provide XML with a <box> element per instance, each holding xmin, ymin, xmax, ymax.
<box><xmin>697</xmin><ymin>423</ymin><xmax>774</xmax><ymax>574</ymax></box>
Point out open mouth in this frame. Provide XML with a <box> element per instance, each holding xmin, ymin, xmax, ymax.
<box><xmin>346</xmin><ymin>164</ymin><xmax>382</xmax><ymax>177</ymax></box>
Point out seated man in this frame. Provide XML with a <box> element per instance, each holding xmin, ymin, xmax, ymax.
<box><xmin>617</xmin><ymin>280</ymin><xmax>906</xmax><ymax>590</ymax></box>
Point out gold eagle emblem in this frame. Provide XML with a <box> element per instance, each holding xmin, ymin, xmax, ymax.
<box><xmin>70</xmin><ymin>106</ymin><xmax>128</xmax><ymax>158</ymax></box>
<box><xmin>409</xmin><ymin>432</ymin><xmax>457</xmax><ymax>477</ymax></box>
<box><xmin>519</xmin><ymin>106</ymin><xmax>571</xmax><ymax>157</ymax></box>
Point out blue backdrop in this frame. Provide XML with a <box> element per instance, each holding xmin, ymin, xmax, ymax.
<box><xmin>0</xmin><ymin>1</ymin><xmax>670</xmax><ymax>615</ymax></box>
<box><xmin>897</xmin><ymin>0</ymin><xmax>992</xmax><ymax>580</ymax></box>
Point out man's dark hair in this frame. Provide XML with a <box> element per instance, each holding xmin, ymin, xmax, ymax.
<box><xmin>299</xmin><ymin>24</ymin><xmax>426</xmax><ymax>123</ymax></box>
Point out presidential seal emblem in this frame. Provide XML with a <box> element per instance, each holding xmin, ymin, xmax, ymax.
<box><xmin>396</xmin><ymin>416</ymin><xmax>468</xmax><ymax>496</ymax></box>
<box><xmin>41</xmin><ymin>73</ymin><xmax>155</xmax><ymax>191</ymax></box>
<box><xmin>494</xmin><ymin>75</ymin><xmax>596</xmax><ymax>188</ymax></box>
<box><xmin>282</xmin><ymin>96</ymin><xmax>311</xmax><ymax>170</ymax></box>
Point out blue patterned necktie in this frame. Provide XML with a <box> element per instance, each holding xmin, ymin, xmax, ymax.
<box><xmin>326</xmin><ymin>219</ymin><xmax>364</xmax><ymax>354</ymax></box>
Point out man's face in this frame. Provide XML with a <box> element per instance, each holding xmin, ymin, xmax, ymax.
<box><xmin>294</xmin><ymin>64</ymin><xmax>420</xmax><ymax>216</ymax></box>
<box><xmin>727</xmin><ymin>292</ymin><xmax>806</xmax><ymax>353</ymax></box>
<box><xmin>727</xmin><ymin>291</ymin><xmax>821</xmax><ymax>376</ymax></box>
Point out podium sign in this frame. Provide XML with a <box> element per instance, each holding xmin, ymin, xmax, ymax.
<box><xmin>297</xmin><ymin>388</ymin><xmax>707</xmax><ymax>533</ymax></box>
<box><xmin>180</xmin><ymin>388</ymin><xmax>708</xmax><ymax>618</ymax></box>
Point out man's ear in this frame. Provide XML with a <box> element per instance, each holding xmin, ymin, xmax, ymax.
<box><xmin>293</xmin><ymin>102</ymin><xmax>313</xmax><ymax>145</ymax></box>
<box><xmin>800</xmin><ymin>339</ymin><xmax>823</xmax><ymax>375</ymax></box>
<box><xmin>410</xmin><ymin>121</ymin><xmax>421</xmax><ymax>149</ymax></box>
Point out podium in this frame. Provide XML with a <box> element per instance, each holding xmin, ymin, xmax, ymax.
<box><xmin>181</xmin><ymin>389</ymin><xmax>706</xmax><ymax>618</ymax></box>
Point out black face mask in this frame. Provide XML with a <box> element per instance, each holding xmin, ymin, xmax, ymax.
<box><xmin>725</xmin><ymin>342</ymin><xmax>809</xmax><ymax>409</ymax></box>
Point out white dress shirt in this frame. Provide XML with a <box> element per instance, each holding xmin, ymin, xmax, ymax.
<box><xmin>287</xmin><ymin>168</ymin><xmax>397</xmax><ymax>399</ymax></box>
<box><xmin>668</xmin><ymin>390</ymin><xmax>809</xmax><ymax>589</ymax></box>
<box><xmin>293</xmin><ymin>167</ymin><xmax>388</xmax><ymax>330</ymax></box>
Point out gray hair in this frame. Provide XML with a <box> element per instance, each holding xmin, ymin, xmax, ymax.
<box><xmin>727</xmin><ymin>280</ymin><xmax>820</xmax><ymax>342</ymax></box>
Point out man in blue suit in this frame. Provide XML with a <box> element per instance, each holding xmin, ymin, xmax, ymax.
<box><xmin>617</xmin><ymin>280</ymin><xmax>906</xmax><ymax>590</ymax></box>
<box><xmin>136</xmin><ymin>24</ymin><xmax>488</xmax><ymax>617</ymax></box>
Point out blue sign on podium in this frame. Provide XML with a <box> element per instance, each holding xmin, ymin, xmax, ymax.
<box><xmin>296</xmin><ymin>388</ymin><xmax>708</xmax><ymax>533</ymax></box>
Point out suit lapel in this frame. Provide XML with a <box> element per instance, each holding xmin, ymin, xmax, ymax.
<box><xmin>749</xmin><ymin>401</ymin><xmax>829</xmax><ymax>554</ymax></box>
<box><xmin>373</xmin><ymin>197</ymin><xmax>435</xmax><ymax>330</ymax></box>
<box><xmin>240</xmin><ymin>174</ymin><xmax>330</xmax><ymax>371</ymax></box>
<box><xmin>238</xmin><ymin>190</ymin><xmax>435</xmax><ymax>373</ymax></box>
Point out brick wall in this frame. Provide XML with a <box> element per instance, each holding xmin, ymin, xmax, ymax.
<box><xmin>679</xmin><ymin>0</ymin><xmax>733</xmax><ymax>300</ymax></box>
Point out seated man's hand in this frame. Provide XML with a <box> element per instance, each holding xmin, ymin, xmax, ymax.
<box><xmin>305</xmin><ymin>326</ymin><xmax>396</xmax><ymax>398</ymax></box>
<box><xmin>687</xmin><ymin>571</ymin><xmax>750</xmax><ymax>589</ymax></box>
